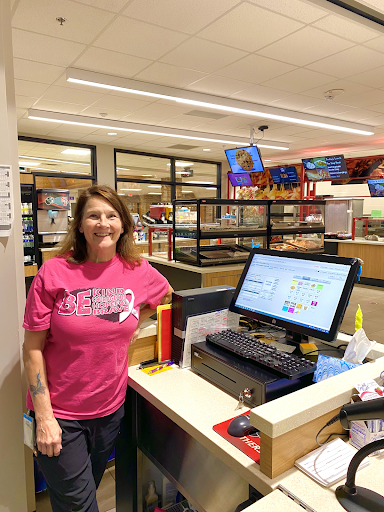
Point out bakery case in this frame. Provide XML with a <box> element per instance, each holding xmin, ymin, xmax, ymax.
<box><xmin>172</xmin><ymin>199</ymin><xmax>325</xmax><ymax>266</ymax></box>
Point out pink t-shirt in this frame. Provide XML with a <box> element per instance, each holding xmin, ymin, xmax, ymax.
<box><xmin>23</xmin><ymin>254</ymin><xmax>169</xmax><ymax>420</ymax></box>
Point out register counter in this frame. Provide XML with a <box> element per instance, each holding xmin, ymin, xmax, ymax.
<box><xmin>324</xmin><ymin>239</ymin><xmax>384</xmax><ymax>284</ymax></box>
<box><xmin>116</xmin><ymin>341</ymin><xmax>384</xmax><ymax>512</ymax></box>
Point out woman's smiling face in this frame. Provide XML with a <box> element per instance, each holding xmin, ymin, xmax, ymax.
<box><xmin>79</xmin><ymin>196</ymin><xmax>124</xmax><ymax>262</ymax></box>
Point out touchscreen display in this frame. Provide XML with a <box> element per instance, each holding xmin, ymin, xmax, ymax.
<box><xmin>302</xmin><ymin>155</ymin><xmax>349</xmax><ymax>181</ymax></box>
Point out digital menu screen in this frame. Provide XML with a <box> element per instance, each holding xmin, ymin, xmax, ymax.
<box><xmin>225</xmin><ymin>145</ymin><xmax>265</xmax><ymax>174</ymax></box>
<box><xmin>368</xmin><ymin>179</ymin><xmax>384</xmax><ymax>197</ymax></box>
<box><xmin>37</xmin><ymin>189</ymin><xmax>70</xmax><ymax>210</ymax></box>
<box><xmin>228</xmin><ymin>173</ymin><xmax>253</xmax><ymax>187</ymax></box>
<box><xmin>302</xmin><ymin>155</ymin><xmax>349</xmax><ymax>181</ymax></box>
<box><xmin>269</xmin><ymin>166</ymin><xmax>299</xmax><ymax>184</ymax></box>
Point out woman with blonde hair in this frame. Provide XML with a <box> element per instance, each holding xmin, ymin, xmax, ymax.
<box><xmin>23</xmin><ymin>184</ymin><xmax>172</xmax><ymax>512</ymax></box>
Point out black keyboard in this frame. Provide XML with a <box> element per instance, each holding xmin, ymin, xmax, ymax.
<box><xmin>206</xmin><ymin>329</ymin><xmax>316</xmax><ymax>380</ymax></box>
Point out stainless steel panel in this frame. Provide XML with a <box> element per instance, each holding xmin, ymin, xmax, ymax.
<box><xmin>138</xmin><ymin>396</ymin><xmax>249</xmax><ymax>512</ymax></box>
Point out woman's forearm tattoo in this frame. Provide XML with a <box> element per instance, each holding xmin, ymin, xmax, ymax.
<box><xmin>29</xmin><ymin>371</ymin><xmax>46</xmax><ymax>397</ymax></box>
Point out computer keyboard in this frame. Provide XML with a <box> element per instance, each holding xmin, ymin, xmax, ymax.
<box><xmin>206</xmin><ymin>329</ymin><xmax>316</xmax><ymax>380</ymax></box>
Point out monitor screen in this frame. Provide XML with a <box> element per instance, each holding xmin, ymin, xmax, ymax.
<box><xmin>225</xmin><ymin>146</ymin><xmax>265</xmax><ymax>174</ymax></box>
<box><xmin>228</xmin><ymin>173</ymin><xmax>253</xmax><ymax>187</ymax></box>
<box><xmin>269</xmin><ymin>166</ymin><xmax>299</xmax><ymax>184</ymax></box>
<box><xmin>302</xmin><ymin>155</ymin><xmax>349</xmax><ymax>181</ymax></box>
<box><xmin>367</xmin><ymin>179</ymin><xmax>384</xmax><ymax>197</ymax></box>
<box><xmin>229</xmin><ymin>249</ymin><xmax>359</xmax><ymax>342</ymax></box>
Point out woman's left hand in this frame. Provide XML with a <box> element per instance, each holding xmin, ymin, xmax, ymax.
<box><xmin>130</xmin><ymin>326</ymin><xmax>140</xmax><ymax>344</ymax></box>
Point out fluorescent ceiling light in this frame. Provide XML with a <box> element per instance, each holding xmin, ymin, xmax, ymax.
<box><xmin>183</xmin><ymin>190</ymin><xmax>194</xmax><ymax>193</ymax></box>
<box><xmin>203</xmin><ymin>149</ymin><xmax>211</xmax><ymax>151</ymax></box>
<box><xmin>167</xmin><ymin>162</ymin><xmax>194</xmax><ymax>167</ymax></box>
<box><xmin>61</xmin><ymin>148</ymin><xmax>90</xmax><ymax>155</ymax></box>
<box><xmin>66</xmin><ymin>68</ymin><xmax>375</xmax><ymax>136</ymax></box>
<box><xmin>27</xmin><ymin>109</ymin><xmax>289</xmax><ymax>150</ymax></box>
<box><xmin>120</xmin><ymin>188</ymin><xmax>142</xmax><ymax>191</ymax></box>
<box><xmin>19</xmin><ymin>154</ymin><xmax>89</xmax><ymax>166</ymax></box>
<box><xmin>19</xmin><ymin>161</ymin><xmax>40</xmax><ymax>166</ymax></box>
<box><xmin>116</xmin><ymin>167</ymin><xmax>130</xmax><ymax>171</ymax></box>
<box><xmin>142</xmin><ymin>174</ymin><xmax>152</xmax><ymax>176</ymax></box>
<box><xmin>148</xmin><ymin>185</ymin><xmax>162</xmax><ymax>188</ymax></box>
<box><xmin>108</xmin><ymin>132</ymin><xmax>117</xmax><ymax>135</ymax></box>
<box><xmin>148</xmin><ymin>192</ymin><xmax>162</xmax><ymax>195</ymax></box>
<box><xmin>187</xmin><ymin>180</ymin><xmax>214</xmax><ymax>184</ymax></box>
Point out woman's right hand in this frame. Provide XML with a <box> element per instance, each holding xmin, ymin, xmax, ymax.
<box><xmin>36</xmin><ymin>416</ymin><xmax>62</xmax><ymax>457</ymax></box>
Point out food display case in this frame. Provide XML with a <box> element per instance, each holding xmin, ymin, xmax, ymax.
<box><xmin>352</xmin><ymin>217</ymin><xmax>384</xmax><ymax>240</ymax></box>
<box><xmin>173</xmin><ymin>199</ymin><xmax>268</xmax><ymax>266</ymax></box>
<box><xmin>269</xmin><ymin>200</ymin><xmax>325</xmax><ymax>253</ymax></box>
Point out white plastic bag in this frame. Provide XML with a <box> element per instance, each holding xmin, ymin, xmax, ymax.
<box><xmin>343</xmin><ymin>328</ymin><xmax>376</xmax><ymax>364</ymax></box>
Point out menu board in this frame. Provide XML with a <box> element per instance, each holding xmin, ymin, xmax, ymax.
<box><xmin>368</xmin><ymin>179</ymin><xmax>384</xmax><ymax>197</ymax></box>
<box><xmin>37</xmin><ymin>189</ymin><xmax>70</xmax><ymax>210</ymax></box>
<box><xmin>302</xmin><ymin>155</ymin><xmax>349</xmax><ymax>181</ymax></box>
<box><xmin>225</xmin><ymin>145</ymin><xmax>265</xmax><ymax>174</ymax></box>
<box><xmin>228</xmin><ymin>173</ymin><xmax>253</xmax><ymax>187</ymax></box>
<box><xmin>269</xmin><ymin>166</ymin><xmax>299</xmax><ymax>184</ymax></box>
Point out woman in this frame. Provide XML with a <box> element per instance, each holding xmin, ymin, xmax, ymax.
<box><xmin>23</xmin><ymin>184</ymin><xmax>173</xmax><ymax>512</ymax></box>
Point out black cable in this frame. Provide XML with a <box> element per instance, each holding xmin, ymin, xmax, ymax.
<box><xmin>316</xmin><ymin>412</ymin><xmax>343</xmax><ymax>446</ymax></box>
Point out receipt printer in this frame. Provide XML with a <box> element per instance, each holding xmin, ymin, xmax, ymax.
<box><xmin>171</xmin><ymin>285</ymin><xmax>236</xmax><ymax>367</ymax></box>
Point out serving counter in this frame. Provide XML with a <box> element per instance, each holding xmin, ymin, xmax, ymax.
<box><xmin>116</xmin><ymin>340</ymin><xmax>384</xmax><ymax>512</ymax></box>
<box><xmin>324</xmin><ymin>239</ymin><xmax>384</xmax><ymax>284</ymax></box>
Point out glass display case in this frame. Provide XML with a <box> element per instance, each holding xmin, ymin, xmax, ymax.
<box><xmin>269</xmin><ymin>200</ymin><xmax>325</xmax><ymax>253</ymax></box>
<box><xmin>173</xmin><ymin>199</ymin><xmax>268</xmax><ymax>266</ymax></box>
<box><xmin>352</xmin><ymin>217</ymin><xmax>384</xmax><ymax>241</ymax></box>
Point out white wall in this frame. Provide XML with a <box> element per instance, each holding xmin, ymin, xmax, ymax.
<box><xmin>0</xmin><ymin>0</ymin><xmax>30</xmax><ymax>510</ymax></box>
<box><xmin>315</xmin><ymin>181</ymin><xmax>384</xmax><ymax>216</ymax></box>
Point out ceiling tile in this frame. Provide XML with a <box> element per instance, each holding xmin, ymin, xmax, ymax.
<box><xmin>70</xmin><ymin>0</ymin><xmax>130</xmax><ymax>12</ymax></box>
<box><xmin>247</xmin><ymin>0</ymin><xmax>328</xmax><ymax>23</ymax></box>
<box><xmin>268</xmin><ymin>94</ymin><xmax>322</xmax><ymax>111</ymax></box>
<box><xmin>46</xmin><ymin>123</ymin><xmax>98</xmax><ymax>134</ymax></box>
<box><xmin>329</xmin><ymin>108</ymin><xmax>379</xmax><ymax>122</ymax></box>
<box><xmin>363</xmin><ymin>102</ymin><xmax>384</xmax><ymax>114</ymax></box>
<box><xmin>129</xmin><ymin>103</ymin><xmax>193</xmax><ymax>119</ymax></box>
<box><xmin>331</xmin><ymin>89</ymin><xmax>384</xmax><ymax>108</ymax></box>
<box><xmin>217</xmin><ymin>54</ymin><xmax>296</xmax><ymax>84</ymax></box>
<box><xmin>306</xmin><ymin>46</ymin><xmax>384</xmax><ymax>78</ymax></box>
<box><xmin>230</xmin><ymin>84</ymin><xmax>291</xmax><ymax>104</ymax></box>
<box><xmin>160</xmin><ymin>38</ymin><xmax>247</xmax><ymax>73</ymax></box>
<box><xmin>198</xmin><ymin>3</ymin><xmax>304</xmax><ymax>52</ymax></box>
<box><xmin>12</xmin><ymin>28</ymin><xmax>86</xmax><ymax>66</ymax></box>
<box><xmin>186</xmin><ymin>75</ymin><xmax>251</xmax><ymax>97</ymax></box>
<box><xmin>33</xmin><ymin>99</ymin><xmax>87</xmax><ymax>115</ymax></box>
<box><xmin>257</xmin><ymin>26</ymin><xmax>354</xmax><ymax>67</ymax></box>
<box><xmin>261</xmin><ymin>68</ymin><xmax>336</xmax><ymax>93</ymax></box>
<box><xmin>73</xmin><ymin>48</ymin><xmax>152</xmax><ymax>79</ymax></box>
<box><xmin>12</xmin><ymin>0</ymin><xmax>114</xmax><ymax>44</ymax></box>
<box><xmin>14</xmin><ymin>79</ymin><xmax>49</xmax><ymax>97</ymax></box>
<box><xmin>123</xmin><ymin>0</ymin><xmax>239</xmax><ymax>34</ymax></box>
<box><xmin>40</xmin><ymin>85</ymin><xmax>104</xmax><ymax>105</ymax></box>
<box><xmin>302</xmin><ymin>102</ymin><xmax>353</xmax><ymax>117</ymax></box>
<box><xmin>16</xmin><ymin>108</ymin><xmax>26</xmax><ymax>120</ymax></box>
<box><xmin>15</xmin><ymin>96</ymin><xmax>39</xmax><ymax>109</ymax></box>
<box><xmin>77</xmin><ymin>107</ymin><xmax>130</xmax><ymax>120</ymax></box>
<box><xmin>88</xmin><ymin>95</ymin><xmax>152</xmax><ymax>112</ymax></box>
<box><xmin>301</xmin><ymin>79</ymin><xmax>373</xmax><ymax>99</ymax></box>
<box><xmin>18</xmin><ymin>118</ymin><xmax>59</xmax><ymax>135</ymax></box>
<box><xmin>355</xmin><ymin>114</ymin><xmax>384</xmax><ymax>126</ymax></box>
<box><xmin>364</xmin><ymin>36</ymin><xmax>384</xmax><ymax>53</ymax></box>
<box><xmin>133</xmin><ymin>62</ymin><xmax>207</xmax><ymax>88</ymax></box>
<box><xmin>13</xmin><ymin>59</ymin><xmax>64</xmax><ymax>84</ymax></box>
<box><xmin>348</xmin><ymin>65</ymin><xmax>384</xmax><ymax>87</ymax></box>
<box><xmin>312</xmin><ymin>14</ymin><xmax>380</xmax><ymax>43</ymax></box>
<box><xmin>93</xmin><ymin>17</ymin><xmax>188</xmax><ymax>60</ymax></box>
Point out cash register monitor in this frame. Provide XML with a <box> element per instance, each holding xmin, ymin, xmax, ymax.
<box><xmin>229</xmin><ymin>249</ymin><xmax>359</xmax><ymax>343</ymax></box>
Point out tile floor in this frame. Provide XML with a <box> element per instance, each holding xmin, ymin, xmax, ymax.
<box><xmin>35</xmin><ymin>283</ymin><xmax>384</xmax><ymax>512</ymax></box>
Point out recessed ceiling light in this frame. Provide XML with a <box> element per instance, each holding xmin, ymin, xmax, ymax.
<box><xmin>142</xmin><ymin>174</ymin><xmax>152</xmax><ymax>177</ymax></box>
<box><xmin>19</xmin><ymin>161</ymin><xmax>40</xmax><ymax>166</ymax></box>
<box><xmin>203</xmin><ymin>148</ymin><xmax>211</xmax><ymax>151</ymax></box>
<box><xmin>108</xmin><ymin>132</ymin><xmax>117</xmax><ymax>136</ymax></box>
<box><xmin>65</xmin><ymin>69</ymin><xmax>375</xmax><ymax>136</ymax></box>
<box><xmin>148</xmin><ymin>185</ymin><xmax>162</xmax><ymax>188</ymax></box>
<box><xmin>61</xmin><ymin>148</ymin><xmax>90</xmax><ymax>155</ymax></box>
<box><xmin>148</xmin><ymin>192</ymin><xmax>162</xmax><ymax>195</ymax></box>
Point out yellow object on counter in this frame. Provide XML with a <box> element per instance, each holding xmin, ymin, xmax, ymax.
<box><xmin>355</xmin><ymin>304</ymin><xmax>363</xmax><ymax>332</ymax></box>
<box><xmin>300</xmin><ymin>342</ymin><xmax>318</xmax><ymax>355</ymax></box>
<box><xmin>140</xmin><ymin>364</ymin><xmax>173</xmax><ymax>376</ymax></box>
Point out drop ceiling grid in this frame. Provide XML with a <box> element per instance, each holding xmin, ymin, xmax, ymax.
<box><xmin>10</xmin><ymin>0</ymin><xmax>384</xmax><ymax>162</ymax></box>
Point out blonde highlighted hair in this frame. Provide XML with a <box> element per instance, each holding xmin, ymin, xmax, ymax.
<box><xmin>56</xmin><ymin>184</ymin><xmax>141</xmax><ymax>265</ymax></box>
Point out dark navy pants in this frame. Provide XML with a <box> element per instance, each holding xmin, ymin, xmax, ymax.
<box><xmin>33</xmin><ymin>404</ymin><xmax>124</xmax><ymax>512</ymax></box>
